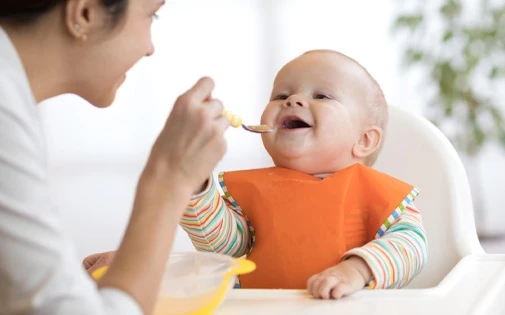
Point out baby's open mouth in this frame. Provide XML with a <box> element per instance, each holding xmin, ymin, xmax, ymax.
<box><xmin>281</xmin><ymin>116</ymin><xmax>312</xmax><ymax>129</ymax></box>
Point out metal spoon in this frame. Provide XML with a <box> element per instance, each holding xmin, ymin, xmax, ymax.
<box><xmin>223</xmin><ymin>109</ymin><xmax>273</xmax><ymax>133</ymax></box>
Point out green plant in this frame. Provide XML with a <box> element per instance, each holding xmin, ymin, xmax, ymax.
<box><xmin>392</xmin><ymin>0</ymin><xmax>505</xmax><ymax>155</ymax></box>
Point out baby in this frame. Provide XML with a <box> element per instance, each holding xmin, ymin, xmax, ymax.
<box><xmin>180</xmin><ymin>50</ymin><xmax>427</xmax><ymax>299</ymax></box>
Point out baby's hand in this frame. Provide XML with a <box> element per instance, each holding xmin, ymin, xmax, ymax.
<box><xmin>307</xmin><ymin>256</ymin><xmax>372</xmax><ymax>299</ymax></box>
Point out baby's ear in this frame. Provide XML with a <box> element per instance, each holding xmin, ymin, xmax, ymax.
<box><xmin>352</xmin><ymin>126</ymin><xmax>382</xmax><ymax>159</ymax></box>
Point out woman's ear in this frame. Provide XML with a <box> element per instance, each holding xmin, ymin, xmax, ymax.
<box><xmin>65</xmin><ymin>0</ymin><xmax>101</xmax><ymax>41</ymax></box>
<box><xmin>352</xmin><ymin>126</ymin><xmax>382</xmax><ymax>159</ymax></box>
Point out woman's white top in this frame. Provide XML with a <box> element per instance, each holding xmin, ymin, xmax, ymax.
<box><xmin>0</xmin><ymin>27</ymin><xmax>142</xmax><ymax>315</ymax></box>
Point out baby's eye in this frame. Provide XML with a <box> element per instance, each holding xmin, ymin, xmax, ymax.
<box><xmin>314</xmin><ymin>94</ymin><xmax>329</xmax><ymax>100</ymax></box>
<box><xmin>275</xmin><ymin>94</ymin><xmax>289</xmax><ymax>100</ymax></box>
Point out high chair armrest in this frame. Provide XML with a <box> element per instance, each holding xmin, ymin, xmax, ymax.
<box><xmin>216</xmin><ymin>254</ymin><xmax>505</xmax><ymax>315</ymax></box>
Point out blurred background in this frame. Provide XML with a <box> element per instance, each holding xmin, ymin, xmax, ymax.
<box><xmin>37</xmin><ymin>0</ymin><xmax>505</xmax><ymax>260</ymax></box>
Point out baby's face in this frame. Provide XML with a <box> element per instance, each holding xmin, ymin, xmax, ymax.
<box><xmin>261</xmin><ymin>51</ymin><xmax>370</xmax><ymax>174</ymax></box>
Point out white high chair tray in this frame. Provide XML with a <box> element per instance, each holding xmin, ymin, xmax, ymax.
<box><xmin>217</xmin><ymin>254</ymin><xmax>505</xmax><ymax>315</ymax></box>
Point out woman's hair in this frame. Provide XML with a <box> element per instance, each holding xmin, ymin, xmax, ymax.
<box><xmin>0</xmin><ymin>0</ymin><xmax>129</xmax><ymax>27</ymax></box>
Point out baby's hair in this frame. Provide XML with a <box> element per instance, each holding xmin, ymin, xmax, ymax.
<box><xmin>303</xmin><ymin>50</ymin><xmax>388</xmax><ymax>166</ymax></box>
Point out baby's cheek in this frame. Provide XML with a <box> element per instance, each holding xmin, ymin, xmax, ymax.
<box><xmin>262</xmin><ymin>135</ymin><xmax>276</xmax><ymax>154</ymax></box>
<box><xmin>263</xmin><ymin>102</ymin><xmax>281</xmax><ymax>122</ymax></box>
<box><xmin>260</xmin><ymin>109</ymin><xmax>272</xmax><ymax>124</ymax></box>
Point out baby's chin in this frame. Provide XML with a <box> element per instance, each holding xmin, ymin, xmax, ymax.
<box><xmin>266</xmin><ymin>143</ymin><xmax>340</xmax><ymax>174</ymax></box>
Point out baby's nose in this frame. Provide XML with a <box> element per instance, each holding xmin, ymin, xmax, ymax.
<box><xmin>286</xmin><ymin>100</ymin><xmax>303</xmax><ymax>107</ymax></box>
<box><xmin>285</xmin><ymin>95</ymin><xmax>306</xmax><ymax>107</ymax></box>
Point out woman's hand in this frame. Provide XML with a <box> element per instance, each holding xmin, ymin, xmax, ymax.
<box><xmin>143</xmin><ymin>76</ymin><xmax>229</xmax><ymax>196</ymax></box>
<box><xmin>82</xmin><ymin>251</ymin><xmax>116</xmax><ymax>277</ymax></box>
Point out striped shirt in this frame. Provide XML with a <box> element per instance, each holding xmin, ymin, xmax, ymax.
<box><xmin>180</xmin><ymin>174</ymin><xmax>427</xmax><ymax>289</ymax></box>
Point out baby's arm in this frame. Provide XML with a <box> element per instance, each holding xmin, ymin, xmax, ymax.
<box><xmin>179</xmin><ymin>178</ymin><xmax>251</xmax><ymax>257</ymax></box>
<box><xmin>307</xmin><ymin>203</ymin><xmax>427</xmax><ymax>299</ymax></box>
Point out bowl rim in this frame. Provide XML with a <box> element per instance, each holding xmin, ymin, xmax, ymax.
<box><xmin>163</xmin><ymin>251</ymin><xmax>237</xmax><ymax>281</ymax></box>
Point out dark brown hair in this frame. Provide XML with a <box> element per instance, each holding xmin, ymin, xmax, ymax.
<box><xmin>0</xmin><ymin>0</ymin><xmax>128</xmax><ymax>27</ymax></box>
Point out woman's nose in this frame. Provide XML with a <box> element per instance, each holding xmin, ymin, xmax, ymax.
<box><xmin>146</xmin><ymin>41</ymin><xmax>155</xmax><ymax>57</ymax></box>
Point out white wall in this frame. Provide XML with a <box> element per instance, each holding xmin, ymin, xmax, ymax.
<box><xmin>37</xmin><ymin>0</ymin><xmax>505</xmax><ymax>261</ymax></box>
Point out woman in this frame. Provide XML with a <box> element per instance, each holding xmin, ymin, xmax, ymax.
<box><xmin>0</xmin><ymin>1</ymin><xmax>229</xmax><ymax>314</ymax></box>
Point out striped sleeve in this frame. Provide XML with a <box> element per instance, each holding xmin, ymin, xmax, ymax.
<box><xmin>342</xmin><ymin>202</ymin><xmax>427</xmax><ymax>289</ymax></box>
<box><xmin>179</xmin><ymin>177</ymin><xmax>250</xmax><ymax>257</ymax></box>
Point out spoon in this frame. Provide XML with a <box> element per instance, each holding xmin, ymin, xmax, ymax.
<box><xmin>223</xmin><ymin>108</ymin><xmax>273</xmax><ymax>133</ymax></box>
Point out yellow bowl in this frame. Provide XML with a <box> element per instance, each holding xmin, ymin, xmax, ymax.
<box><xmin>92</xmin><ymin>252</ymin><xmax>255</xmax><ymax>315</ymax></box>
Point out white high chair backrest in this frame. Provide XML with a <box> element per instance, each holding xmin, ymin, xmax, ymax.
<box><xmin>374</xmin><ymin>106</ymin><xmax>484</xmax><ymax>288</ymax></box>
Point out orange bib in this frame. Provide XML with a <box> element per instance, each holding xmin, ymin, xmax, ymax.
<box><xmin>220</xmin><ymin>163</ymin><xmax>416</xmax><ymax>289</ymax></box>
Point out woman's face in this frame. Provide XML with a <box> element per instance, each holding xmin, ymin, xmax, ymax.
<box><xmin>71</xmin><ymin>0</ymin><xmax>164</xmax><ymax>107</ymax></box>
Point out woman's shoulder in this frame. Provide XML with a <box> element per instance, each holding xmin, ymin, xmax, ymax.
<box><xmin>0</xmin><ymin>34</ymin><xmax>46</xmax><ymax>171</ymax></box>
<box><xmin>0</xmin><ymin>26</ymin><xmax>37</xmax><ymax>113</ymax></box>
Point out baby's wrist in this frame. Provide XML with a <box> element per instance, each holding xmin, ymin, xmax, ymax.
<box><xmin>344</xmin><ymin>256</ymin><xmax>373</xmax><ymax>285</ymax></box>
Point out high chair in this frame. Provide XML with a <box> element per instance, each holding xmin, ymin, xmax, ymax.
<box><xmin>374</xmin><ymin>105</ymin><xmax>484</xmax><ymax>288</ymax></box>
